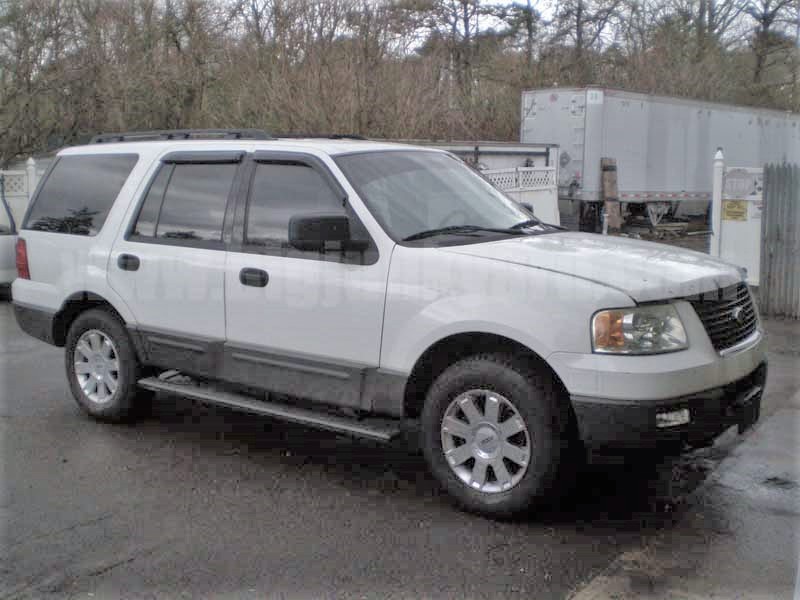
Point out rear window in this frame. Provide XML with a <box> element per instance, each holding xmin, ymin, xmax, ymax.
<box><xmin>24</xmin><ymin>154</ymin><xmax>138</xmax><ymax>236</ymax></box>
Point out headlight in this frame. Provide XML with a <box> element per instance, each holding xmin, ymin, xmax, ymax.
<box><xmin>592</xmin><ymin>304</ymin><xmax>688</xmax><ymax>354</ymax></box>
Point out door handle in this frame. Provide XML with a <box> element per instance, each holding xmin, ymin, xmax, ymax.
<box><xmin>240</xmin><ymin>267</ymin><xmax>268</xmax><ymax>287</ymax></box>
<box><xmin>117</xmin><ymin>254</ymin><xmax>140</xmax><ymax>271</ymax></box>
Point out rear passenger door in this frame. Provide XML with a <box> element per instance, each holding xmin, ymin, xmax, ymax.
<box><xmin>223</xmin><ymin>152</ymin><xmax>389</xmax><ymax>409</ymax></box>
<box><xmin>108</xmin><ymin>151</ymin><xmax>244</xmax><ymax>375</ymax></box>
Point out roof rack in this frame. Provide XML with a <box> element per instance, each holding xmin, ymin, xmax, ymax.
<box><xmin>90</xmin><ymin>129</ymin><xmax>273</xmax><ymax>144</ymax></box>
<box><xmin>276</xmin><ymin>133</ymin><xmax>368</xmax><ymax>141</ymax></box>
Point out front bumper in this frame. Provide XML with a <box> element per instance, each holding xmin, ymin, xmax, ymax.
<box><xmin>571</xmin><ymin>362</ymin><xmax>767</xmax><ymax>450</ymax></box>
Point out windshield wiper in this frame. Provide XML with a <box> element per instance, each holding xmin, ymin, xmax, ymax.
<box><xmin>402</xmin><ymin>225</ymin><xmax>525</xmax><ymax>242</ymax></box>
<box><xmin>509</xmin><ymin>218</ymin><xmax>542</xmax><ymax>229</ymax></box>
<box><xmin>510</xmin><ymin>218</ymin><xmax>567</xmax><ymax>231</ymax></box>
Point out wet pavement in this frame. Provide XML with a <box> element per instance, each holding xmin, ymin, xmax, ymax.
<box><xmin>1</xmin><ymin>301</ymin><xmax>798</xmax><ymax>599</ymax></box>
<box><xmin>571</xmin><ymin>406</ymin><xmax>800</xmax><ymax>600</ymax></box>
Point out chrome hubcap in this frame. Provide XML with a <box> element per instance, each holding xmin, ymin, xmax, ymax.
<box><xmin>441</xmin><ymin>389</ymin><xmax>531</xmax><ymax>494</ymax></box>
<box><xmin>73</xmin><ymin>330</ymin><xmax>119</xmax><ymax>404</ymax></box>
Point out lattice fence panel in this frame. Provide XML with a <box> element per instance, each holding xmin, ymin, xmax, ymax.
<box><xmin>1</xmin><ymin>172</ymin><xmax>28</xmax><ymax>196</ymax></box>
<box><xmin>483</xmin><ymin>169</ymin><xmax>517</xmax><ymax>190</ymax></box>
<box><xmin>517</xmin><ymin>168</ymin><xmax>555</xmax><ymax>189</ymax></box>
<box><xmin>482</xmin><ymin>167</ymin><xmax>556</xmax><ymax>191</ymax></box>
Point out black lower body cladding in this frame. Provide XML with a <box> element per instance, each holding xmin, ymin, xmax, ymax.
<box><xmin>13</xmin><ymin>302</ymin><xmax>56</xmax><ymax>345</ymax></box>
<box><xmin>571</xmin><ymin>363</ymin><xmax>767</xmax><ymax>450</ymax></box>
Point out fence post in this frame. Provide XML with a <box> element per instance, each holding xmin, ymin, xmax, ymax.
<box><xmin>710</xmin><ymin>148</ymin><xmax>724</xmax><ymax>257</ymax></box>
<box><xmin>26</xmin><ymin>157</ymin><xmax>37</xmax><ymax>200</ymax></box>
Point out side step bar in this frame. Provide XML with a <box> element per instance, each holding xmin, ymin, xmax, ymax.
<box><xmin>137</xmin><ymin>376</ymin><xmax>403</xmax><ymax>442</ymax></box>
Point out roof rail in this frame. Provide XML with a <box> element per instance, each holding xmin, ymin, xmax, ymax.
<box><xmin>276</xmin><ymin>133</ymin><xmax>368</xmax><ymax>141</ymax></box>
<box><xmin>90</xmin><ymin>129</ymin><xmax>273</xmax><ymax>144</ymax></box>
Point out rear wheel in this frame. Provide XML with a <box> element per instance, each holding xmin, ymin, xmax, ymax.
<box><xmin>65</xmin><ymin>308</ymin><xmax>149</xmax><ymax>422</ymax></box>
<box><xmin>421</xmin><ymin>353</ymin><xmax>567</xmax><ymax>517</ymax></box>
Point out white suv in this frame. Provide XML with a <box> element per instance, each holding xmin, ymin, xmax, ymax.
<box><xmin>12</xmin><ymin>130</ymin><xmax>767</xmax><ymax>517</ymax></box>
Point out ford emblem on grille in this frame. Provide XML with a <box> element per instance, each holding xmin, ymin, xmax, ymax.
<box><xmin>730</xmin><ymin>306</ymin><xmax>745</xmax><ymax>324</ymax></box>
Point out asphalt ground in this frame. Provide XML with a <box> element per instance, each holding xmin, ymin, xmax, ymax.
<box><xmin>2</xmin><ymin>301</ymin><xmax>797</xmax><ymax>599</ymax></box>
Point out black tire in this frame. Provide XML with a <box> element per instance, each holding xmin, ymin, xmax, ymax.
<box><xmin>421</xmin><ymin>353</ymin><xmax>568</xmax><ymax>518</ymax></box>
<box><xmin>64</xmin><ymin>308</ymin><xmax>150</xmax><ymax>422</ymax></box>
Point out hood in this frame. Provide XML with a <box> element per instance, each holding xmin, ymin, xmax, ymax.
<box><xmin>442</xmin><ymin>232</ymin><xmax>743</xmax><ymax>303</ymax></box>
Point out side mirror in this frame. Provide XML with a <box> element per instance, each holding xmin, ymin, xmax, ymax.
<box><xmin>520</xmin><ymin>202</ymin><xmax>534</xmax><ymax>214</ymax></box>
<box><xmin>289</xmin><ymin>214</ymin><xmax>367</xmax><ymax>252</ymax></box>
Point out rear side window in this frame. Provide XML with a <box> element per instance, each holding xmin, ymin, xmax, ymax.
<box><xmin>25</xmin><ymin>154</ymin><xmax>138</xmax><ymax>236</ymax></box>
<box><xmin>130</xmin><ymin>162</ymin><xmax>237</xmax><ymax>247</ymax></box>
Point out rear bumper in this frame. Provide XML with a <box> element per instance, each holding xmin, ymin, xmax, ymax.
<box><xmin>571</xmin><ymin>362</ymin><xmax>767</xmax><ymax>450</ymax></box>
<box><xmin>13</xmin><ymin>301</ymin><xmax>56</xmax><ymax>345</ymax></box>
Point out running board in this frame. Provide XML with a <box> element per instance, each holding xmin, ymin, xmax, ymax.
<box><xmin>137</xmin><ymin>376</ymin><xmax>402</xmax><ymax>442</ymax></box>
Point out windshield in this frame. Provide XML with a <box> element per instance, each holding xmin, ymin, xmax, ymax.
<box><xmin>335</xmin><ymin>151</ymin><xmax>533</xmax><ymax>242</ymax></box>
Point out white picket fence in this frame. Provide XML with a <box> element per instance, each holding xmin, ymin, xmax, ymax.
<box><xmin>0</xmin><ymin>158</ymin><xmax>42</xmax><ymax>230</ymax></box>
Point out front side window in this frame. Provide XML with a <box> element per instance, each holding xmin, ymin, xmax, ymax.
<box><xmin>335</xmin><ymin>151</ymin><xmax>535</xmax><ymax>243</ymax></box>
<box><xmin>25</xmin><ymin>154</ymin><xmax>138</xmax><ymax>236</ymax></box>
<box><xmin>245</xmin><ymin>162</ymin><xmax>344</xmax><ymax>249</ymax></box>
<box><xmin>130</xmin><ymin>162</ymin><xmax>237</xmax><ymax>245</ymax></box>
<box><xmin>242</xmin><ymin>161</ymin><xmax>376</xmax><ymax>264</ymax></box>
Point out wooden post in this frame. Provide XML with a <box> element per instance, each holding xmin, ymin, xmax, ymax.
<box><xmin>601</xmin><ymin>158</ymin><xmax>621</xmax><ymax>233</ymax></box>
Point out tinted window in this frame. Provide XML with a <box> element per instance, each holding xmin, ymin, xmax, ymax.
<box><xmin>131</xmin><ymin>165</ymin><xmax>172</xmax><ymax>238</ymax></box>
<box><xmin>25</xmin><ymin>154</ymin><xmax>138</xmax><ymax>236</ymax></box>
<box><xmin>245</xmin><ymin>163</ymin><xmax>344</xmax><ymax>249</ymax></box>
<box><xmin>156</xmin><ymin>163</ymin><xmax>235</xmax><ymax>242</ymax></box>
<box><xmin>129</xmin><ymin>163</ymin><xmax>236</xmax><ymax>244</ymax></box>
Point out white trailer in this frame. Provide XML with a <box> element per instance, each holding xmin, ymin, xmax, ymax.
<box><xmin>520</xmin><ymin>87</ymin><xmax>800</xmax><ymax>227</ymax></box>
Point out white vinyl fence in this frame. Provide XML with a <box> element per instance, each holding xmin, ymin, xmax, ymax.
<box><xmin>482</xmin><ymin>166</ymin><xmax>560</xmax><ymax>225</ymax></box>
<box><xmin>0</xmin><ymin>158</ymin><xmax>42</xmax><ymax>231</ymax></box>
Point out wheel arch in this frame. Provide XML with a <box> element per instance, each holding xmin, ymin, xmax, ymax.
<box><xmin>52</xmin><ymin>291</ymin><xmax>129</xmax><ymax>347</ymax></box>
<box><xmin>402</xmin><ymin>331</ymin><xmax>570</xmax><ymax>420</ymax></box>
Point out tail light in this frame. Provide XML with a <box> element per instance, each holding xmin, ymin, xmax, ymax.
<box><xmin>15</xmin><ymin>238</ymin><xmax>30</xmax><ymax>279</ymax></box>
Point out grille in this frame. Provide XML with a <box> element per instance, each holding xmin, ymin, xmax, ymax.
<box><xmin>686</xmin><ymin>283</ymin><xmax>758</xmax><ymax>352</ymax></box>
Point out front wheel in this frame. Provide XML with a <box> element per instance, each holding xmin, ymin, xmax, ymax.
<box><xmin>65</xmin><ymin>308</ymin><xmax>150</xmax><ymax>422</ymax></box>
<box><xmin>421</xmin><ymin>353</ymin><xmax>567</xmax><ymax>517</ymax></box>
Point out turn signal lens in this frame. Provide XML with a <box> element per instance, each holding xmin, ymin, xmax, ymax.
<box><xmin>593</xmin><ymin>310</ymin><xmax>625</xmax><ymax>350</ymax></box>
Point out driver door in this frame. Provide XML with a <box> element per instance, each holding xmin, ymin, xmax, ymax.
<box><xmin>223</xmin><ymin>152</ymin><xmax>391</xmax><ymax>409</ymax></box>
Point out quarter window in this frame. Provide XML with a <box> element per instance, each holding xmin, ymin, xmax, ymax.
<box><xmin>25</xmin><ymin>154</ymin><xmax>138</xmax><ymax>236</ymax></box>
